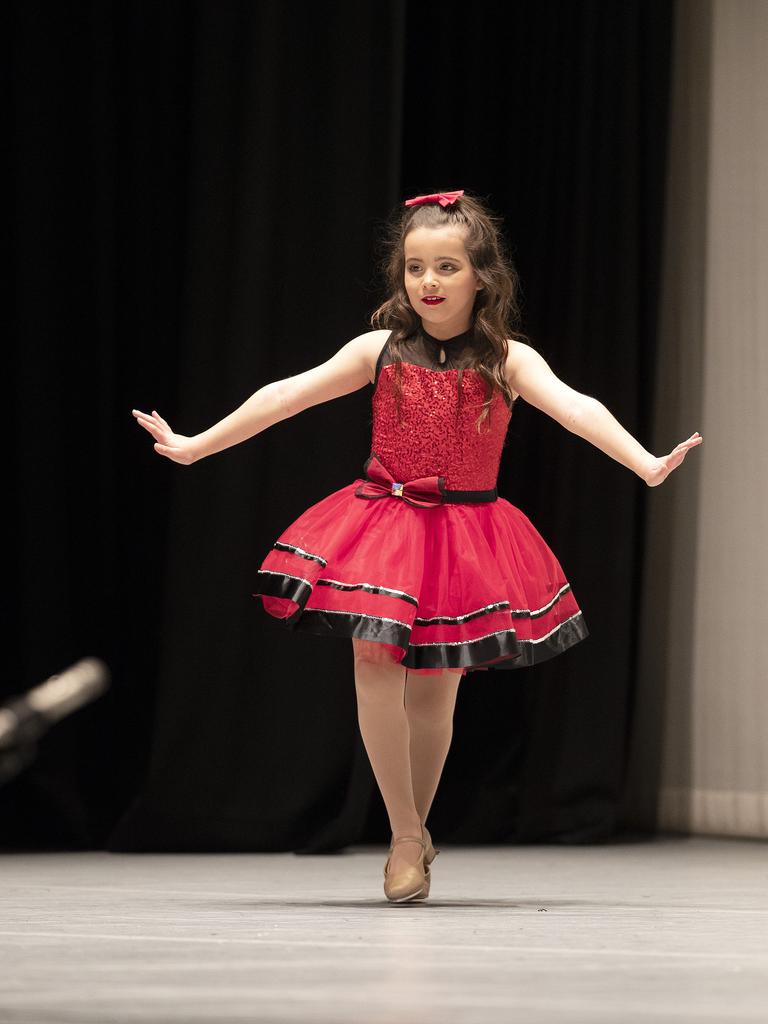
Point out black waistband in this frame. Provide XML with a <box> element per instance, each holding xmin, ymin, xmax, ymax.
<box><xmin>441</xmin><ymin>486</ymin><xmax>497</xmax><ymax>503</ymax></box>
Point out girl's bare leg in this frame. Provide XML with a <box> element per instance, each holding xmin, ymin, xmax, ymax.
<box><xmin>403</xmin><ymin>668</ymin><xmax>462</xmax><ymax>825</ymax></box>
<box><xmin>352</xmin><ymin>639</ymin><xmax>423</xmax><ymax>873</ymax></box>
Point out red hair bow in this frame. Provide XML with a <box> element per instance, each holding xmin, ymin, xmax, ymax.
<box><xmin>404</xmin><ymin>189</ymin><xmax>464</xmax><ymax>208</ymax></box>
<box><xmin>354</xmin><ymin>454</ymin><xmax>444</xmax><ymax>508</ymax></box>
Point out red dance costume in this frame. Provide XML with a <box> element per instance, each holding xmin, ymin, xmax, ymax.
<box><xmin>252</xmin><ymin>326</ymin><xmax>589</xmax><ymax>676</ymax></box>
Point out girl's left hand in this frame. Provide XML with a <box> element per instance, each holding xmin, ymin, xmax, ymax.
<box><xmin>643</xmin><ymin>432</ymin><xmax>703</xmax><ymax>487</ymax></box>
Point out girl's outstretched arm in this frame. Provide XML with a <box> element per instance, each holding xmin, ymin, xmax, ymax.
<box><xmin>505</xmin><ymin>340</ymin><xmax>702</xmax><ymax>487</ymax></box>
<box><xmin>132</xmin><ymin>329</ymin><xmax>389</xmax><ymax>465</ymax></box>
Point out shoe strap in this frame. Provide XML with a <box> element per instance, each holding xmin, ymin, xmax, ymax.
<box><xmin>391</xmin><ymin>834</ymin><xmax>426</xmax><ymax>848</ymax></box>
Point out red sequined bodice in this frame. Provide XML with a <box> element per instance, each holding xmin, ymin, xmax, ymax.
<box><xmin>369</xmin><ymin>329</ymin><xmax>513</xmax><ymax>491</ymax></box>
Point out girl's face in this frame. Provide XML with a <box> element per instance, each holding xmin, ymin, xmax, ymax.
<box><xmin>403</xmin><ymin>226</ymin><xmax>483</xmax><ymax>336</ymax></box>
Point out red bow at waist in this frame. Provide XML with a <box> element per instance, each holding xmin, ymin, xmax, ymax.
<box><xmin>354</xmin><ymin>454</ymin><xmax>444</xmax><ymax>509</ymax></box>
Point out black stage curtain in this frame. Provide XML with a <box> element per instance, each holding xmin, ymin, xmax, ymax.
<box><xmin>4</xmin><ymin>0</ymin><xmax>673</xmax><ymax>851</ymax></box>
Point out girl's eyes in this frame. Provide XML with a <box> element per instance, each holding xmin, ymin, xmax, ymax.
<box><xmin>407</xmin><ymin>264</ymin><xmax>457</xmax><ymax>273</ymax></box>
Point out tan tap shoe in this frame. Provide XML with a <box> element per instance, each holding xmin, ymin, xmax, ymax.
<box><xmin>422</xmin><ymin>824</ymin><xmax>440</xmax><ymax>867</ymax></box>
<box><xmin>416</xmin><ymin>824</ymin><xmax>440</xmax><ymax>900</ymax></box>
<box><xmin>383</xmin><ymin>827</ymin><xmax>429</xmax><ymax>903</ymax></box>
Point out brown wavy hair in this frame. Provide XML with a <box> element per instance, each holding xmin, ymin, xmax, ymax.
<box><xmin>369</xmin><ymin>190</ymin><xmax>529</xmax><ymax>431</ymax></box>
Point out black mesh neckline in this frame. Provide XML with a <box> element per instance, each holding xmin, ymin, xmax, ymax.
<box><xmin>371</xmin><ymin>324</ymin><xmax>484</xmax><ymax>378</ymax></box>
<box><xmin>413</xmin><ymin>323</ymin><xmax>478</xmax><ymax>371</ymax></box>
<box><xmin>419</xmin><ymin>324</ymin><xmax>474</xmax><ymax>350</ymax></box>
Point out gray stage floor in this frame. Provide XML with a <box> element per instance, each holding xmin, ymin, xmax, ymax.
<box><xmin>0</xmin><ymin>835</ymin><xmax>766</xmax><ymax>1023</ymax></box>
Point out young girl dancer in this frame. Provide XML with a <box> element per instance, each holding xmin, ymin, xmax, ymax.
<box><xmin>132</xmin><ymin>189</ymin><xmax>702</xmax><ymax>903</ymax></box>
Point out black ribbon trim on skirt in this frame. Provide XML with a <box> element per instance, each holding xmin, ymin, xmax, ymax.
<box><xmin>255</xmin><ymin>569</ymin><xmax>314</xmax><ymax>610</ymax></box>
<box><xmin>414</xmin><ymin>599</ymin><xmax>511</xmax><ymax>625</ymax></box>
<box><xmin>253</xmin><ymin>569</ymin><xmax>589</xmax><ymax>672</ymax></box>
<box><xmin>412</xmin><ymin>588</ymin><xmax>574</xmax><ymax>626</ymax></box>
<box><xmin>260</xmin><ymin>558</ymin><xmax>573</xmax><ymax>622</ymax></box>
<box><xmin>272</xmin><ymin>540</ymin><xmax>327</xmax><ymax>567</ymax></box>
<box><xmin>279</xmin><ymin>607</ymin><xmax>589</xmax><ymax>671</ymax></box>
<box><xmin>316</xmin><ymin>578</ymin><xmax>419</xmax><ymax>606</ymax></box>
<box><xmin>471</xmin><ymin>613</ymin><xmax>590</xmax><ymax>671</ymax></box>
<box><xmin>255</xmin><ymin>567</ymin><xmax>421</xmax><ymax>608</ymax></box>
<box><xmin>508</xmin><ymin>583</ymin><xmax>573</xmax><ymax>621</ymax></box>
<box><xmin>295</xmin><ymin>608</ymin><xmax>413</xmax><ymax>653</ymax></box>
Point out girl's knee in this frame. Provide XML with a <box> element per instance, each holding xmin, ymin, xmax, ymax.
<box><xmin>404</xmin><ymin>672</ymin><xmax>460</xmax><ymax>723</ymax></box>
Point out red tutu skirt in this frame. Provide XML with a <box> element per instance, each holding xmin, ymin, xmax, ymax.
<box><xmin>252</xmin><ymin>470</ymin><xmax>588</xmax><ymax>677</ymax></box>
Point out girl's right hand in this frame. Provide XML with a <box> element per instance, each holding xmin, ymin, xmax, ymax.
<box><xmin>642</xmin><ymin>432</ymin><xmax>703</xmax><ymax>487</ymax></box>
<box><xmin>131</xmin><ymin>409</ymin><xmax>200</xmax><ymax>465</ymax></box>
